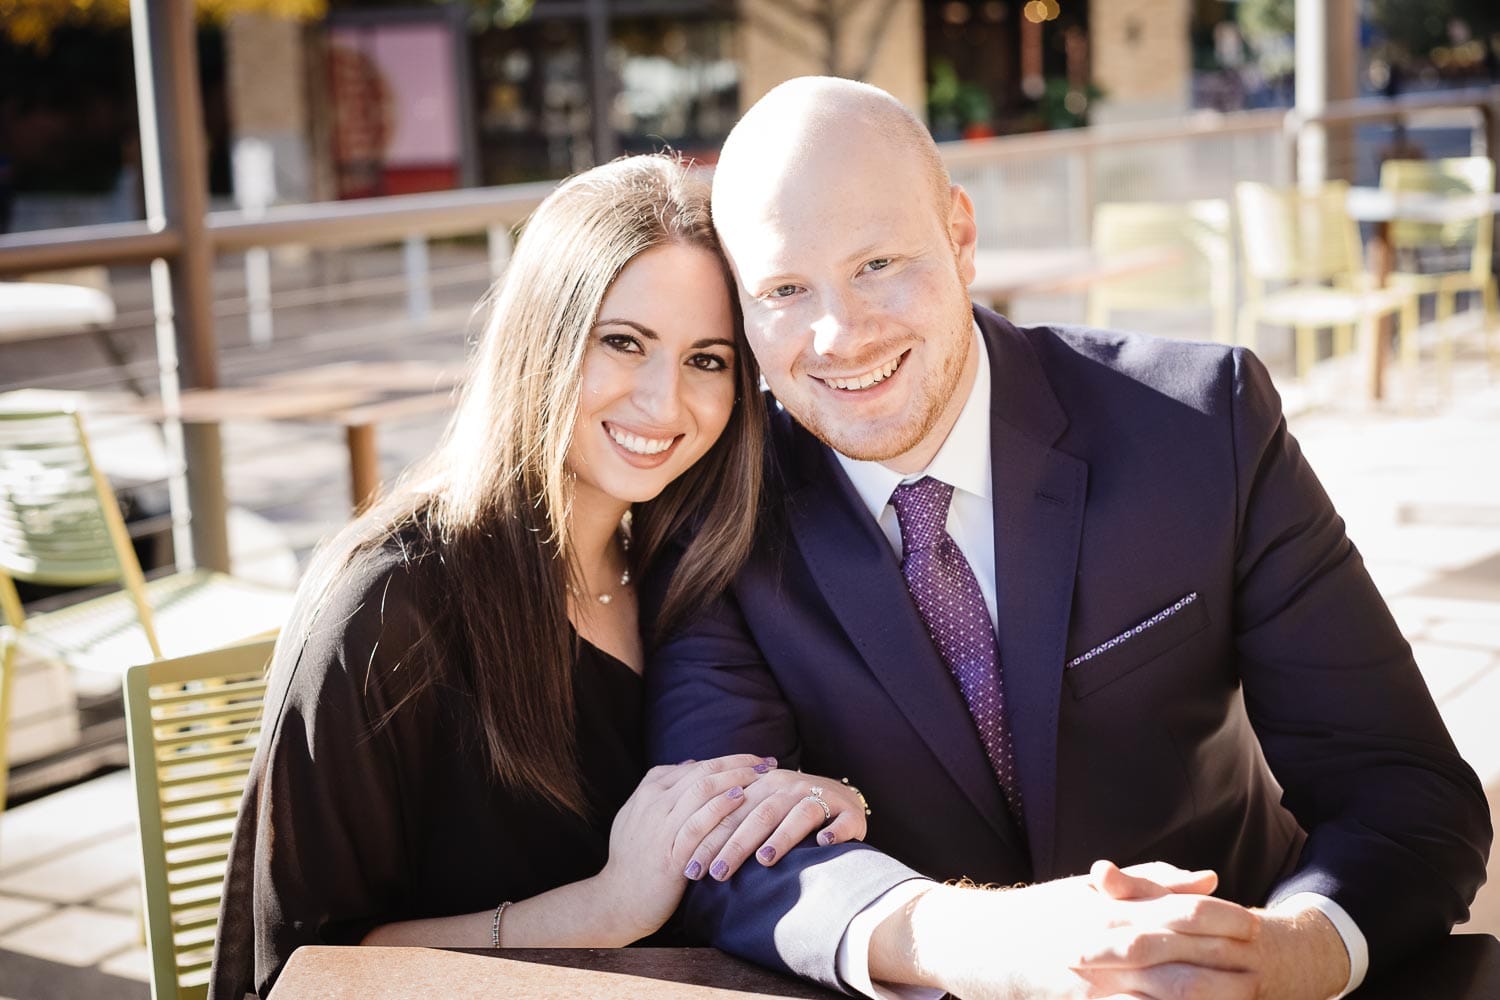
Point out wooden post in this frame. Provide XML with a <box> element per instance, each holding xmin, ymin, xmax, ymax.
<box><xmin>346</xmin><ymin>424</ymin><xmax>380</xmax><ymax>512</ymax></box>
<box><xmin>1365</xmin><ymin>220</ymin><xmax>1393</xmax><ymax>403</ymax></box>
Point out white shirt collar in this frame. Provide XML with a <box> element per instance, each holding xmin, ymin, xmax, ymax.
<box><xmin>835</xmin><ymin>323</ymin><xmax>993</xmax><ymax>521</ymax></box>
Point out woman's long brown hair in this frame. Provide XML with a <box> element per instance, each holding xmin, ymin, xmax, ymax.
<box><xmin>291</xmin><ymin>154</ymin><xmax>765</xmax><ymax>818</ymax></box>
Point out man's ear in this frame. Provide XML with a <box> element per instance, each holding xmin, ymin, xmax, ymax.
<box><xmin>947</xmin><ymin>184</ymin><xmax>979</xmax><ymax>285</ymax></box>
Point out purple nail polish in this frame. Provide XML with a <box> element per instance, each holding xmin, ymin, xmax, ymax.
<box><xmin>710</xmin><ymin>859</ymin><xmax>730</xmax><ymax>881</ymax></box>
<box><xmin>727</xmin><ymin>785</ymin><xmax>744</xmax><ymax>800</ymax></box>
<box><xmin>762</xmin><ymin>756</ymin><xmax>778</xmax><ymax>768</ymax></box>
<box><xmin>758</xmin><ymin>845</ymin><xmax>777</xmax><ymax>863</ymax></box>
<box><xmin>684</xmin><ymin>859</ymin><xmax>703</xmax><ymax>880</ymax></box>
<box><xmin>752</xmin><ymin>762</ymin><xmax>771</xmax><ymax>774</ymax></box>
<box><xmin>818</xmin><ymin>830</ymin><xmax>835</xmax><ymax>847</ymax></box>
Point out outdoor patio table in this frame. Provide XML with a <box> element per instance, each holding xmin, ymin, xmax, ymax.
<box><xmin>0</xmin><ymin>280</ymin><xmax>115</xmax><ymax>339</ymax></box>
<box><xmin>0</xmin><ymin>280</ymin><xmax>144</xmax><ymax>393</ymax></box>
<box><xmin>1344</xmin><ymin>186</ymin><xmax>1500</xmax><ymax>402</ymax></box>
<box><xmin>968</xmin><ymin>245</ymin><xmax>1182</xmax><ymax>315</ymax></box>
<box><xmin>268</xmin><ymin>934</ymin><xmax>1500</xmax><ymax>999</ymax></box>
<box><xmin>271</xmin><ymin>946</ymin><xmax>839</xmax><ymax>999</ymax></box>
<box><xmin>107</xmin><ymin>359</ymin><xmax>459</xmax><ymax>513</ymax></box>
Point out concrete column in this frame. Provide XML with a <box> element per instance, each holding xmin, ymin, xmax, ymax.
<box><xmin>1295</xmin><ymin>0</ymin><xmax>1358</xmax><ymax>187</ymax></box>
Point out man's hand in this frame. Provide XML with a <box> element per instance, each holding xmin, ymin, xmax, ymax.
<box><xmin>1077</xmin><ymin>861</ymin><xmax>1351</xmax><ymax>1000</ymax></box>
<box><xmin>869</xmin><ymin>861</ymin><xmax>1263</xmax><ymax>999</ymax></box>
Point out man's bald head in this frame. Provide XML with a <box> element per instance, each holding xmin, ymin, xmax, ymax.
<box><xmin>711</xmin><ymin>77</ymin><xmax>952</xmax><ymax>235</ymax></box>
<box><xmin>706</xmin><ymin>76</ymin><xmax>981</xmax><ymax>473</ymax></box>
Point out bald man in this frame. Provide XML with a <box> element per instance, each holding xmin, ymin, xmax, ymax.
<box><xmin>645</xmin><ymin>77</ymin><xmax>1489</xmax><ymax>999</ymax></box>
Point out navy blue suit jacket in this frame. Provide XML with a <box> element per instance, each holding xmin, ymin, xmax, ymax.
<box><xmin>646</xmin><ymin>307</ymin><xmax>1490</xmax><ymax>990</ymax></box>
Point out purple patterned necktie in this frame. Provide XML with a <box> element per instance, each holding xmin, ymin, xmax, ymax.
<box><xmin>890</xmin><ymin>476</ymin><xmax>1023</xmax><ymax>820</ymax></box>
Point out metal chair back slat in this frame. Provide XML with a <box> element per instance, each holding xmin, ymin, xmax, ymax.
<box><xmin>1382</xmin><ymin>157</ymin><xmax>1495</xmax><ymax>270</ymax></box>
<box><xmin>1089</xmin><ymin>199</ymin><xmax>1234</xmax><ymax>343</ymax></box>
<box><xmin>0</xmin><ymin>411</ymin><xmax>124</xmax><ymax>587</ymax></box>
<box><xmin>126</xmin><ymin>635</ymin><xmax>276</xmax><ymax>1000</ymax></box>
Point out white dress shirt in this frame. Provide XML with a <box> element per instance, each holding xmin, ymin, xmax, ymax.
<box><xmin>826</xmin><ymin>327</ymin><xmax>1367</xmax><ymax>999</ymax></box>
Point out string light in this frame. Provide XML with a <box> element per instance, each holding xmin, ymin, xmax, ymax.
<box><xmin>1023</xmin><ymin>0</ymin><xmax>1060</xmax><ymax>23</ymax></box>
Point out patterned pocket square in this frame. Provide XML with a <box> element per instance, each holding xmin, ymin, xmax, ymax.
<box><xmin>1065</xmin><ymin>591</ymin><xmax>1210</xmax><ymax>699</ymax></box>
<box><xmin>1068</xmin><ymin>592</ymin><xmax>1201</xmax><ymax>669</ymax></box>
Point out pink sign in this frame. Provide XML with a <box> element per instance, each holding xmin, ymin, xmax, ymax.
<box><xmin>328</xmin><ymin>20</ymin><xmax>461</xmax><ymax>198</ymax></box>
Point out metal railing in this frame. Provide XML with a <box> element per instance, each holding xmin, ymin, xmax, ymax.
<box><xmin>944</xmin><ymin>85</ymin><xmax>1500</xmax><ymax>252</ymax></box>
<box><xmin>3</xmin><ymin>82</ymin><xmax>1498</xmax><ymax>574</ymax></box>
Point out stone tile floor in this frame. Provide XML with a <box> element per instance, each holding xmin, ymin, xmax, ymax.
<box><xmin>0</xmin><ymin>341</ymin><xmax>1497</xmax><ymax>999</ymax></box>
<box><xmin>0</xmin><ymin>772</ymin><xmax>146</xmax><ymax>998</ymax></box>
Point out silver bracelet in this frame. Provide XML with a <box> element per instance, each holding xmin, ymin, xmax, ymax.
<box><xmin>491</xmin><ymin>900</ymin><xmax>513</xmax><ymax>948</ymax></box>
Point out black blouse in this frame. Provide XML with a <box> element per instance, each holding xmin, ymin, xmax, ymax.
<box><xmin>208</xmin><ymin>544</ymin><xmax>648</xmax><ymax>999</ymax></box>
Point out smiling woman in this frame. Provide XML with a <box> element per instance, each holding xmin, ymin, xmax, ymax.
<box><xmin>207</xmin><ymin>154</ymin><xmax>872</xmax><ymax>1000</ymax></box>
<box><xmin>573</xmin><ymin>244</ymin><xmax>738</xmax><ymax>510</ymax></box>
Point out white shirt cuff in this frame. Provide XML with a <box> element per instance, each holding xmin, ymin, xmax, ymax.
<box><xmin>1274</xmin><ymin>892</ymin><xmax>1368</xmax><ymax>998</ymax></box>
<box><xmin>835</xmin><ymin>878</ymin><xmax>944</xmax><ymax>1000</ymax></box>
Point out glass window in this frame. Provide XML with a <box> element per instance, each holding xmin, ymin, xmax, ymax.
<box><xmin>473</xmin><ymin>19</ymin><xmax>593</xmax><ymax>184</ymax></box>
<box><xmin>610</xmin><ymin>18</ymin><xmax>738</xmax><ymax>162</ymax></box>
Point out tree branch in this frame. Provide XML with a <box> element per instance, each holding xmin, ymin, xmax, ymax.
<box><xmin>852</xmin><ymin>0</ymin><xmax>905</xmax><ymax>81</ymax></box>
<box><xmin>743</xmin><ymin>6</ymin><xmax>827</xmax><ymax>67</ymax></box>
<box><xmin>757</xmin><ymin>0</ymin><xmax>824</xmax><ymax>26</ymax></box>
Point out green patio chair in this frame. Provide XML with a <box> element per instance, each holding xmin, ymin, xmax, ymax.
<box><xmin>0</xmin><ymin>408</ymin><xmax>292</xmax><ymax>818</ymax></box>
<box><xmin>1087</xmin><ymin>199</ymin><xmax>1235</xmax><ymax>344</ymax></box>
<box><xmin>1236</xmin><ymin>180</ymin><xmax>1420</xmax><ymax>381</ymax></box>
<box><xmin>124</xmin><ymin>634</ymin><xmax>275</xmax><ymax>1000</ymax></box>
<box><xmin>0</xmin><ymin>627</ymin><xmax>14</xmax><ymax>813</ymax></box>
<box><xmin>1381</xmin><ymin>156</ymin><xmax>1498</xmax><ymax>376</ymax></box>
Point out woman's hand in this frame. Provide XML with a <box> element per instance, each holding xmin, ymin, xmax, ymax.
<box><xmin>684</xmin><ymin>768</ymin><xmax>868</xmax><ymax>882</ymax></box>
<box><xmin>594</xmin><ymin>754</ymin><xmax>776</xmax><ymax>942</ymax></box>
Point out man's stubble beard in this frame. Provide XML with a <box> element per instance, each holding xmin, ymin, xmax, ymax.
<box><xmin>798</xmin><ymin>305</ymin><xmax>973</xmax><ymax>464</ymax></box>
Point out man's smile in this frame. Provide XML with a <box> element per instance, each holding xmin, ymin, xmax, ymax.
<box><xmin>814</xmin><ymin>350</ymin><xmax>909</xmax><ymax>392</ymax></box>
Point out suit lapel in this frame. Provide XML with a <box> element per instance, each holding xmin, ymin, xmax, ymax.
<box><xmin>982</xmin><ymin>309</ymin><xmax>1087</xmax><ymax>879</ymax></box>
<box><xmin>780</xmin><ymin>422</ymin><xmax>1022</xmax><ymax>853</ymax></box>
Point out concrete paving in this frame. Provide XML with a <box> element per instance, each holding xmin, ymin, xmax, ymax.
<box><xmin>0</xmin><ymin>284</ymin><xmax>1497</xmax><ymax>996</ymax></box>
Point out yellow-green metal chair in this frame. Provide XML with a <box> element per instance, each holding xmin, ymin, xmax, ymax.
<box><xmin>1380</xmin><ymin>156</ymin><xmax>1498</xmax><ymax>375</ymax></box>
<box><xmin>0</xmin><ymin>627</ymin><xmax>15</xmax><ymax>814</ymax></box>
<box><xmin>125</xmin><ymin>634</ymin><xmax>275</xmax><ymax>1000</ymax></box>
<box><xmin>0</xmin><ymin>408</ymin><xmax>292</xmax><ymax>818</ymax></box>
<box><xmin>1235</xmin><ymin>180</ymin><xmax>1420</xmax><ymax>381</ymax></box>
<box><xmin>1087</xmin><ymin>199</ymin><xmax>1235</xmax><ymax>344</ymax></box>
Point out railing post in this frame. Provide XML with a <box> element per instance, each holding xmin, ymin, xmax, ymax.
<box><xmin>1068</xmin><ymin>148</ymin><xmax>1093</xmax><ymax>248</ymax></box>
<box><xmin>232</xmin><ymin>138</ymin><xmax>276</xmax><ymax>348</ymax></box>
<box><xmin>404</xmin><ymin>235</ymin><xmax>432</xmax><ymax>325</ymax></box>
<box><xmin>1278</xmin><ymin>112</ymin><xmax>1299</xmax><ymax>189</ymax></box>
<box><xmin>130</xmin><ymin>0</ymin><xmax>231</xmax><ymax>572</ymax></box>
<box><xmin>245</xmin><ymin>247</ymin><xmax>274</xmax><ymax>347</ymax></box>
<box><xmin>487</xmin><ymin>225</ymin><xmax>513</xmax><ymax>284</ymax></box>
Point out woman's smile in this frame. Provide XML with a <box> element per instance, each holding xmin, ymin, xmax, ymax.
<box><xmin>603</xmin><ymin>421</ymin><xmax>683</xmax><ymax>466</ymax></box>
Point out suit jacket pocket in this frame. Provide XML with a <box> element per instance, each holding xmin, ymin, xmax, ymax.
<box><xmin>1065</xmin><ymin>592</ymin><xmax>1209</xmax><ymax>699</ymax></box>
